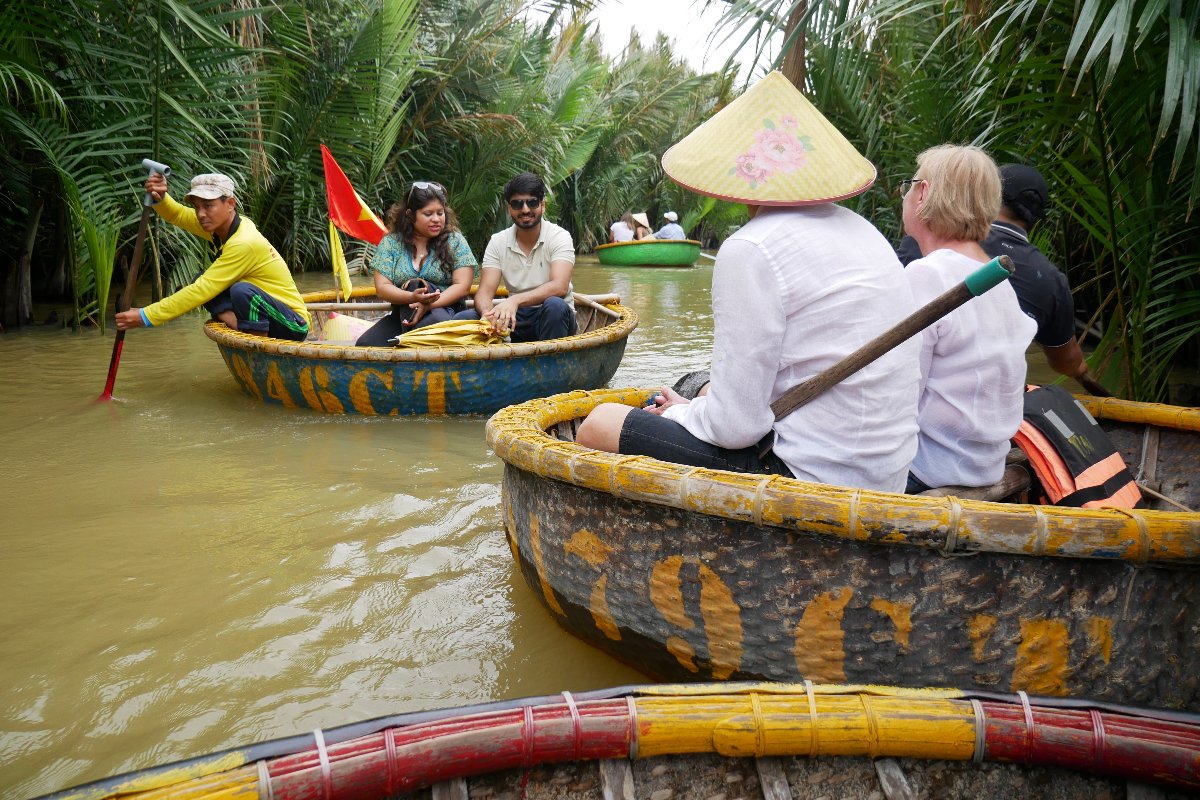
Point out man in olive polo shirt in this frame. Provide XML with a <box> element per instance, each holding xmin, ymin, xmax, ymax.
<box><xmin>454</xmin><ymin>172</ymin><xmax>576</xmax><ymax>341</ymax></box>
<box><xmin>115</xmin><ymin>172</ymin><xmax>310</xmax><ymax>341</ymax></box>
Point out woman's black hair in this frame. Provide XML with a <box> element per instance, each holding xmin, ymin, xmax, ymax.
<box><xmin>384</xmin><ymin>183</ymin><xmax>462</xmax><ymax>281</ymax></box>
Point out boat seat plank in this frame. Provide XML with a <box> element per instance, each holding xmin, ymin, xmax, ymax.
<box><xmin>918</xmin><ymin>463</ymin><xmax>1030</xmax><ymax>502</ymax></box>
<box><xmin>874</xmin><ymin>758</ymin><xmax>916</xmax><ymax>800</ymax></box>
<box><xmin>755</xmin><ymin>756</ymin><xmax>791</xmax><ymax>800</ymax></box>
<box><xmin>431</xmin><ymin>777</ymin><xmax>468</xmax><ymax>800</ymax></box>
<box><xmin>599</xmin><ymin>758</ymin><xmax>635</xmax><ymax>800</ymax></box>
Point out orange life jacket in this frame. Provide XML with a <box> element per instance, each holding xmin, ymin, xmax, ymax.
<box><xmin>1011</xmin><ymin>385</ymin><xmax>1142</xmax><ymax>509</ymax></box>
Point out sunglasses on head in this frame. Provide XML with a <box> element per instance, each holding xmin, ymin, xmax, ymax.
<box><xmin>507</xmin><ymin>197</ymin><xmax>541</xmax><ymax>211</ymax></box>
<box><xmin>407</xmin><ymin>181</ymin><xmax>445</xmax><ymax>205</ymax></box>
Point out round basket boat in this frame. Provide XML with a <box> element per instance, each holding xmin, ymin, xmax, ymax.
<box><xmin>595</xmin><ymin>239</ymin><xmax>702</xmax><ymax>267</ymax></box>
<box><xmin>203</xmin><ymin>288</ymin><xmax>637</xmax><ymax>415</ymax></box>
<box><xmin>36</xmin><ymin>682</ymin><xmax>1200</xmax><ymax>799</ymax></box>
<box><xmin>486</xmin><ymin>387</ymin><xmax>1200</xmax><ymax>709</ymax></box>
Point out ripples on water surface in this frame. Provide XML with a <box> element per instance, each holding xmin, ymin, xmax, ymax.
<box><xmin>1</xmin><ymin>257</ymin><xmax>1058</xmax><ymax>797</ymax></box>
<box><xmin>0</xmin><ymin>260</ymin><xmax>716</xmax><ymax>798</ymax></box>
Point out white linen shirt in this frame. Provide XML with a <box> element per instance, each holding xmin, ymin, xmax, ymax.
<box><xmin>610</xmin><ymin>221</ymin><xmax>634</xmax><ymax>242</ymax></box>
<box><xmin>662</xmin><ymin>205</ymin><xmax>922</xmax><ymax>492</ymax></box>
<box><xmin>905</xmin><ymin>248</ymin><xmax>1037</xmax><ymax>488</ymax></box>
<box><xmin>482</xmin><ymin>220</ymin><xmax>575</xmax><ymax>305</ymax></box>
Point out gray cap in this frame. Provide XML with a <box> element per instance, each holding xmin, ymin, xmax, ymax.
<box><xmin>186</xmin><ymin>173</ymin><xmax>237</xmax><ymax>201</ymax></box>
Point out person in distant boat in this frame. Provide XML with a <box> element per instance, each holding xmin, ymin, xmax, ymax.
<box><xmin>895</xmin><ymin>164</ymin><xmax>1105</xmax><ymax>395</ymax></box>
<box><xmin>115</xmin><ymin>172</ymin><xmax>310</xmax><ymax>340</ymax></box>
<box><xmin>576</xmin><ymin>72</ymin><xmax>922</xmax><ymax>493</ymax></box>
<box><xmin>631</xmin><ymin>212</ymin><xmax>654</xmax><ymax>240</ymax></box>
<box><xmin>354</xmin><ymin>181</ymin><xmax>477</xmax><ymax>346</ymax></box>
<box><xmin>453</xmin><ymin>172</ymin><xmax>576</xmax><ymax>342</ymax></box>
<box><xmin>609</xmin><ymin>212</ymin><xmax>636</xmax><ymax>243</ymax></box>
<box><xmin>899</xmin><ymin>145</ymin><xmax>1037</xmax><ymax>493</ymax></box>
<box><xmin>653</xmin><ymin>211</ymin><xmax>686</xmax><ymax>240</ymax></box>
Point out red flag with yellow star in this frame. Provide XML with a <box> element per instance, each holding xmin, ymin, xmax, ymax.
<box><xmin>321</xmin><ymin>144</ymin><xmax>387</xmax><ymax>245</ymax></box>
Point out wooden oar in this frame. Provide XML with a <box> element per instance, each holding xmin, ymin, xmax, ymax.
<box><xmin>571</xmin><ymin>292</ymin><xmax>621</xmax><ymax>319</ymax></box>
<box><xmin>770</xmin><ymin>255</ymin><xmax>1015</xmax><ymax>420</ymax></box>
<box><xmin>99</xmin><ymin>158</ymin><xmax>171</xmax><ymax>401</ymax></box>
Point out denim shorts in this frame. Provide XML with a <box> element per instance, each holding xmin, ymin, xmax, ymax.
<box><xmin>618</xmin><ymin>408</ymin><xmax>794</xmax><ymax>477</ymax></box>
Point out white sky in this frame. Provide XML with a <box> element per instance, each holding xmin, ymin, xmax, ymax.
<box><xmin>563</xmin><ymin>0</ymin><xmax>776</xmax><ymax>79</ymax></box>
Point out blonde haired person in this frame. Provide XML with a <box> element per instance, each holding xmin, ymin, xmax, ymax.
<box><xmin>900</xmin><ymin>144</ymin><xmax>1037</xmax><ymax>493</ymax></box>
<box><xmin>609</xmin><ymin>212</ymin><xmax>636</xmax><ymax>242</ymax></box>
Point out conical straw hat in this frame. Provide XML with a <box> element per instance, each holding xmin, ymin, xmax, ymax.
<box><xmin>662</xmin><ymin>71</ymin><xmax>876</xmax><ymax>205</ymax></box>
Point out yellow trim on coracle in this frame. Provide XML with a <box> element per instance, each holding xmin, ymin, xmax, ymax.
<box><xmin>51</xmin><ymin>754</ymin><xmax>251</xmax><ymax>800</ymax></box>
<box><xmin>485</xmin><ymin>388</ymin><xmax>1200</xmax><ymax>565</ymax></box>
<box><xmin>633</xmin><ymin>692</ymin><xmax>977</xmax><ymax>760</ymax></box>
<box><xmin>204</xmin><ymin>289</ymin><xmax>638</xmax><ymax>362</ymax></box>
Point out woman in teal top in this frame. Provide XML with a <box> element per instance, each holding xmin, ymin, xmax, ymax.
<box><xmin>356</xmin><ymin>182</ymin><xmax>478</xmax><ymax>346</ymax></box>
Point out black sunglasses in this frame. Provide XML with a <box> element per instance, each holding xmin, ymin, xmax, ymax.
<box><xmin>507</xmin><ymin>197</ymin><xmax>541</xmax><ymax>211</ymax></box>
<box><xmin>898</xmin><ymin>177</ymin><xmax>922</xmax><ymax>194</ymax></box>
<box><xmin>407</xmin><ymin>181</ymin><xmax>445</xmax><ymax>205</ymax></box>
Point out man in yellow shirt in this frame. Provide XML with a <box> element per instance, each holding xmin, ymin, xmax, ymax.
<box><xmin>115</xmin><ymin>172</ymin><xmax>310</xmax><ymax>341</ymax></box>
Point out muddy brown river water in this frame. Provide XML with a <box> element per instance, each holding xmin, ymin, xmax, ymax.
<box><xmin>0</xmin><ymin>256</ymin><xmax>1063</xmax><ymax>798</ymax></box>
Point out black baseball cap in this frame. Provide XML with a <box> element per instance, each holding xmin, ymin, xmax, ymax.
<box><xmin>1000</xmin><ymin>164</ymin><xmax>1049</xmax><ymax>226</ymax></box>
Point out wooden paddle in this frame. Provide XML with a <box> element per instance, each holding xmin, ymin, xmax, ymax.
<box><xmin>770</xmin><ymin>255</ymin><xmax>1016</xmax><ymax>420</ymax></box>
<box><xmin>99</xmin><ymin>158</ymin><xmax>171</xmax><ymax>400</ymax></box>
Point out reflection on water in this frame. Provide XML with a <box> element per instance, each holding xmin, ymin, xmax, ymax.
<box><xmin>0</xmin><ymin>256</ymin><xmax>1061</xmax><ymax>797</ymax></box>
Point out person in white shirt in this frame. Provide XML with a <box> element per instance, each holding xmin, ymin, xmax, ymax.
<box><xmin>454</xmin><ymin>172</ymin><xmax>576</xmax><ymax>342</ymax></box>
<box><xmin>575</xmin><ymin>72</ymin><xmax>921</xmax><ymax>492</ymax></box>
<box><xmin>653</xmin><ymin>211</ymin><xmax>687</xmax><ymax>239</ymax></box>
<box><xmin>899</xmin><ymin>145</ymin><xmax>1037</xmax><ymax>492</ymax></box>
<box><xmin>609</xmin><ymin>212</ymin><xmax>636</xmax><ymax>242</ymax></box>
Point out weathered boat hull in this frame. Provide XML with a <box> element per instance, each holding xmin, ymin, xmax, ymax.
<box><xmin>595</xmin><ymin>239</ymin><xmax>702</xmax><ymax>267</ymax></box>
<box><xmin>204</xmin><ymin>290</ymin><xmax>637</xmax><ymax>415</ymax></box>
<box><xmin>488</xmin><ymin>388</ymin><xmax>1200</xmax><ymax>708</ymax></box>
<box><xmin>37</xmin><ymin>683</ymin><xmax>1200</xmax><ymax>799</ymax></box>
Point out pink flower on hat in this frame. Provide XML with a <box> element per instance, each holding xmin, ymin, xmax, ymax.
<box><xmin>731</xmin><ymin>118</ymin><xmax>816</xmax><ymax>188</ymax></box>
<box><xmin>734</xmin><ymin>153</ymin><xmax>769</xmax><ymax>185</ymax></box>
<box><xmin>752</xmin><ymin>129</ymin><xmax>809</xmax><ymax>174</ymax></box>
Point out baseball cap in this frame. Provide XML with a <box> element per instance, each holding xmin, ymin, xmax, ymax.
<box><xmin>664</xmin><ymin>211</ymin><xmax>679</xmax><ymax>222</ymax></box>
<box><xmin>186</xmin><ymin>173</ymin><xmax>237</xmax><ymax>201</ymax></box>
<box><xmin>999</xmin><ymin>164</ymin><xmax>1048</xmax><ymax>225</ymax></box>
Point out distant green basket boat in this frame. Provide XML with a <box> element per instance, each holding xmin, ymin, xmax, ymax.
<box><xmin>595</xmin><ymin>238</ymin><xmax>701</xmax><ymax>267</ymax></box>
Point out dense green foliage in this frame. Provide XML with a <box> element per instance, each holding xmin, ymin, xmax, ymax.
<box><xmin>0</xmin><ymin>0</ymin><xmax>737</xmax><ymax>333</ymax></box>
<box><xmin>2</xmin><ymin>0</ymin><xmax>1196</xmax><ymax>400</ymax></box>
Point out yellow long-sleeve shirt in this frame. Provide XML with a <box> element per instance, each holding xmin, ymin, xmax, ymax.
<box><xmin>142</xmin><ymin>195</ymin><xmax>310</xmax><ymax>328</ymax></box>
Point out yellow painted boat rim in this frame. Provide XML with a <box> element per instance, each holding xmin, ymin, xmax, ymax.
<box><xmin>485</xmin><ymin>387</ymin><xmax>1200</xmax><ymax>564</ymax></box>
<box><xmin>203</xmin><ymin>291</ymin><xmax>637</xmax><ymax>362</ymax></box>
<box><xmin>595</xmin><ymin>239</ymin><xmax>702</xmax><ymax>250</ymax></box>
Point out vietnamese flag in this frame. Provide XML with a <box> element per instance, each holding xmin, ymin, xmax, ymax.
<box><xmin>321</xmin><ymin>144</ymin><xmax>387</xmax><ymax>245</ymax></box>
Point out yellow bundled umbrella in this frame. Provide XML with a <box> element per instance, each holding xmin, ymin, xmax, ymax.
<box><xmin>392</xmin><ymin>318</ymin><xmax>506</xmax><ymax>348</ymax></box>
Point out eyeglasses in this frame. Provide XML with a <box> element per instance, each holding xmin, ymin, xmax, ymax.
<box><xmin>898</xmin><ymin>177</ymin><xmax>923</xmax><ymax>195</ymax></box>
<box><xmin>507</xmin><ymin>197</ymin><xmax>541</xmax><ymax>211</ymax></box>
<box><xmin>406</xmin><ymin>181</ymin><xmax>445</xmax><ymax>205</ymax></box>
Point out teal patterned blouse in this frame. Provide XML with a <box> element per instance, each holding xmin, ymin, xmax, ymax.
<box><xmin>371</xmin><ymin>230</ymin><xmax>478</xmax><ymax>288</ymax></box>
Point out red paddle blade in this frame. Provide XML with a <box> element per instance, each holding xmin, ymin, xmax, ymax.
<box><xmin>98</xmin><ymin>331</ymin><xmax>125</xmax><ymax>401</ymax></box>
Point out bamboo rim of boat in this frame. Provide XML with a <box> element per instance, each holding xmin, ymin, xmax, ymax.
<box><xmin>594</xmin><ymin>238</ymin><xmax>701</xmax><ymax>250</ymax></box>
<box><xmin>202</xmin><ymin>287</ymin><xmax>638</xmax><ymax>362</ymax></box>
<box><xmin>41</xmin><ymin>681</ymin><xmax>1200</xmax><ymax>799</ymax></box>
<box><xmin>485</xmin><ymin>387</ymin><xmax>1200</xmax><ymax>566</ymax></box>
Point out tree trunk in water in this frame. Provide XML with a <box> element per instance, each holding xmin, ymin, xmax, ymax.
<box><xmin>781</xmin><ymin>1</ymin><xmax>807</xmax><ymax>90</ymax></box>
<box><xmin>13</xmin><ymin>196</ymin><xmax>45</xmax><ymax>328</ymax></box>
